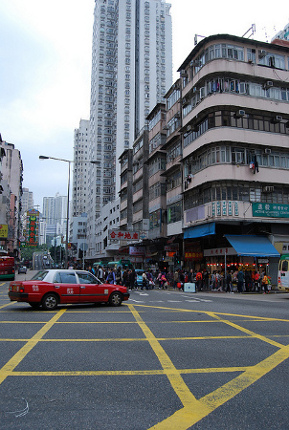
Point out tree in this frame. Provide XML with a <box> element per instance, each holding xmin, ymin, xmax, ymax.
<box><xmin>20</xmin><ymin>244</ymin><xmax>47</xmax><ymax>262</ymax></box>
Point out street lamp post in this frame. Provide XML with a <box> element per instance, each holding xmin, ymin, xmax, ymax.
<box><xmin>39</xmin><ymin>155</ymin><xmax>71</xmax><ymax>269</ymax></box>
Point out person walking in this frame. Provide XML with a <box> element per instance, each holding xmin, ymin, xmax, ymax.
<box><xmin>129</xmin><ymin>268</ymin><xmax>136</xmax><ymax>290</ymax></box>
<box><xmin>195</xmin><ymin>270</ymin><xmax>203</xmax><ymax>291</ymax></box>
<box><xmin>173</xmin><ymin>270</ymin><xmax>179</xmax><ymax>289</ymax></box>
<box><xmin>97</xmin><ymin>265</ymin><xmax>104</xmax><ymax>282</ymax></box>
<box><xmin>106</xmin><ymin>268</ymin><xmax>116</xmax><ymax>285</ymax></box>
<box><xmin>237</xmin><ymin>269</ymin><xmax>244</xmax><ymax>293</ymax></box>
<box><xmin>142</xmin><ymin>271</ymin><xmax>148</xmax><ymax>290</ymax></box>
<box><xmin>226</xmin><ymin>270</ymin><xmax>232</xmax><ymax>293</ymax></box>
<box><xmin>262</xmin><ymin>273</ymin><xmax>269</xmax><ymax>294</ymax></box>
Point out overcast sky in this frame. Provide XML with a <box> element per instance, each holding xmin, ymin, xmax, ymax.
<box><xmin>0</xmin><ymin>0</ymin><xmax>288</xmax><ymax>209</ymax></box>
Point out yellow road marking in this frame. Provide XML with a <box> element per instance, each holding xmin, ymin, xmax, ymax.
<box><xmin>0</xmin><ymin>302</ymin><xmax>13</xmax><ymax>310</ymax></box>
<box><xmin>0</xmin><ymin>335</ymin><xmax>255</xmax><ymax>342</ymax></box>
<box><xmin>128</xmin><ymin>304</ymin><xmax>212</xmax><ymax>420</ymax></box>
<box><xmin>1</xmin><ymin>301</ymin><xmax>289</xmax><ymax>428</ymax></box>
<box><xmin>206</xmin><ymin>312</ymin><xmax>286</xmax><ymax>349</ymax></box>
<box><xmin>133</xmin><ymin>303</ymin><xmax>289</xmax><ymax>322</ymax></box>
<box><xmin>0</xmin><ymin>309</ymin><xmax>66</xmax><ymax>385</ymax></box>
<box><xmin>10</xmin><ymin>366</ymin><xmax>248</xmax><ymax>377</ymax></box>
<box><xmin>148</xmin><ymin>310</ymin><xmax>289</xmax><ymax>429</ymax></box>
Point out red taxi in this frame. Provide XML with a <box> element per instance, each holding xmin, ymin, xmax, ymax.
<box><xmin>8</xmin><ymin>269</ymin><xmax>130</xmax><ymax>310</ymax></box>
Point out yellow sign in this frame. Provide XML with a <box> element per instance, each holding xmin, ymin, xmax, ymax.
<box><xmin>0</xmin><ymin>224</ymin><xmax>8</xmax><ymax>238</ymax></box>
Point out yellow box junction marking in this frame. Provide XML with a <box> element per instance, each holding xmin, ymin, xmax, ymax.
<box><xmin>0</xmin><ymin>308</ymin><xmax>66</xmax><ymax>385</ymax></box>
<box><xmin>0</xmin><ymin>302</ymin><xmax>289</xmax><ymax>429</ymax></box>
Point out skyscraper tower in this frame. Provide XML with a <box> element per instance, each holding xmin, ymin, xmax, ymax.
<box><xmin>86</xmin><ymin>0</ymin><xmax>172</xmax><ymax>258</ymax></box>
<box><xmin>72</xmin><ymin>119</ymin><xmax>90</xmax><ymax>217</ymax></box>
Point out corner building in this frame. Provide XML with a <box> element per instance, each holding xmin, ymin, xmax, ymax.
<box><xmin>86</xmin><ymin>0</ymin><xmax>172</xmax><ymax>259</ymax></box>
<box><xmin>178</xmin><ymin>34</ymin><xmax>289</xmax><ymax>281</ymax></box>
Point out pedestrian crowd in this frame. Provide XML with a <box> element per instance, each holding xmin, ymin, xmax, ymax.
<box><xmin>86</xmin><ymin>264</ymin><xmax>271</xmax><ymax>294</ymax></box>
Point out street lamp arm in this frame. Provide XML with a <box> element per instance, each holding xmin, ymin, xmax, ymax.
<box><xmin>39</xmin><ymin>155</ymin><xmax>72</xmax><ymax>164</ymax></box>
<box><xmin>38</xmin><ymin>154</ymin><xmax>71</xmax><ymax>268</ymax></box>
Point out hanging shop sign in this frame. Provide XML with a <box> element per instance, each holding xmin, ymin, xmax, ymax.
<box><xmin>164</xmin><ymin>244</ymin><xmax>179</xmax><ymax>252</ymax></box>
<box><xmin>185</xmin><ymin>251</ymin><xmax>203</xmax><ymax>260</ymax></box>
<box><xmin>28</xmin><ymin>215</ymin><xmax>38</xmax><ymax>246</ymax></box>
<box><xmin>129</xmin><ymin>246</ymin><xmax>146</xmax><ymax>256</ymax></box>
<box><xmin>204</xmin><ymin>247</ymin><xmax>236</xmax><ymax>257</ymax></box>
<box><xmin>0</xmin><ymin>224</ymin><xmax>8</xmax><ymax>238</ymax></box>
<box><xmin>108</xmin><ymin>230</ymin><xmax>140</xmax><ymax>241</ymax></box>
<box><xmin>252</xmin><ymin>202</ymin><xmax>289</xmax><ymax>218</ymax></box>
<box><xmin>258</xmin><ymin>259</ymin><xmax>269</xmax><ymax>264</ymax></box>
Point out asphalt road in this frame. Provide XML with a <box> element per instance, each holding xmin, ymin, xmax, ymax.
<box><xmin>1</xmin><ymin>274</ymin><xmax>289</xmax><ymax>429</ymax></box>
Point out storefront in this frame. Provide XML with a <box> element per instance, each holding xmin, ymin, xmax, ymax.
<box><xmin>204</xmin><ymin>235</ymin><xmax>280</xmax><ymax>286</ymax></box>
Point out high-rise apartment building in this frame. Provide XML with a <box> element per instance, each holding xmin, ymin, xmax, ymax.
<box><xmin>84</xmin><ymin>0</ymin><xmax>173</xmax><ymax>259</ymax></box>
<box><xmin>0</xmin><ymin>139</ymin><xmax>23</xmax><ymax>255</ymax></box>
<box><xmin>21</xmin><ymin>188</ymin><xmax>34</xmax><ymax>215</ymax></box>
<box><xmin>42</xmin><ymin>193</ymin><xmax>68</xmax><ymax>241</ymax></box>
<box><xmin>272</xmin><ymin>22</ymin><xmax>289</xmax><ymax>42</ymax></box>
<box><xmin>72</xmin><ymin>119</ymin><xmax>90</xmax><ymax>217</ymax></box>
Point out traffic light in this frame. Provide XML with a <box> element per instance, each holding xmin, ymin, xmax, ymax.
<box><xmin>174</xmin><ymin>254</ymin><xmax>180</xmax><ymax>265</ymax></box>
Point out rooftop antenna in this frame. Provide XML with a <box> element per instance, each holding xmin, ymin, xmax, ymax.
<box><xmin>242</xmin><ymin>24</ymin><xmax>256</xmax><ymax>39</ymax></box>
<box><xmin>194</xmin><ymin>34</ymin><xmax>206</xmax><ymax>46</ymax></box>
<box><xmin>262</xmin><ymin>26</ymin><xmax>269</xmax><ymax>42</ymax></box>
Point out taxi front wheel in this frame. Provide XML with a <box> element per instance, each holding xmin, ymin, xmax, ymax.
<box><xmin>109</xmin><ymin>292</ymin><xmax>122</xmax><ymax>306</ymax></box>
<box><xmin>42</xmin><ymin>293</ymin><xmax>59</xmax><ymax>310</ymax></box>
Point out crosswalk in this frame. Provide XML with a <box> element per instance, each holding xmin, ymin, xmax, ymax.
<box><xmin>128</xmin><ymin>291</ymin><xmax>212</xmax><ymax>304</ymax></box>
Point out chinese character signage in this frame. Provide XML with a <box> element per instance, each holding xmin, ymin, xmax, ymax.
<box><xmin>0</xmin><ymin>224</ymin><xmax>8</xmax><ymax>238</ymax></box>
<box><xmin>129</xmin><ymin>246</ymin><xmax>145</xmax><ymax>256</ymax></box>
<box><xmin>26</xmin><ymin>209</ymin><xmax>39</xmax><ymax>247</ymax></box>
<box><xmin>252</xmin><ymin>202</ymin><xmax>289</xmax><ymax>218</ymax></box>
<box><xmin>185</xmin><ymin>251</ymin><xmax>203</xmax><ymax>260</ymax></box>
<box><xmin>108</xmin><ymin>230</ymin><xmax>140</xmax><ymax>241</ymax></box>
<box><xmin>204</xmin><ymin>247</ymin><xmax>236</xmax><ymax>257</ymax></box>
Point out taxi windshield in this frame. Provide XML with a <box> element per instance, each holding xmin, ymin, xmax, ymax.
<box><xmin>31</xmin><ymin>271</ymin><xmax>49</xmax><ymax>281</ymax></box>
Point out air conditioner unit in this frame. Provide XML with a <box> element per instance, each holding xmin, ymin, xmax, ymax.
<box><xmin>264</xmin><ymin>148</ymin><xmax>271</xmax><ymax>154</ymax></box>
<box><xmin>234</xmin><ymin>109</ymin><xmax>246</xmax><ymax>118</ymax></box>
<box><xmin>186</xmin><ymin>125</ymin><xmax>192</xmax><ymax>131</ymax></box>
<box><xmin>180</xmin><ymin>70</ymin><xmax>187</xmax><ymax>77</ymax></box>
<box><xmin>266</xmin><ymin>81</ymin><xmax>273</xmax><ymax>87</ymax></box>
<box><xmin>271</xmin><ymin>115</ymin><xmax>282</xmax><ymax>124</ymax></box>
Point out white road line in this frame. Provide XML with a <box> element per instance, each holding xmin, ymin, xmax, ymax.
<box><xmin>128</xmin><ymin>299</ymin><xmax>145</xmax><ymax>303</ymax></box>
<box><xmin>196</xmin><ymin>298</ymin><xmax>212</xmax><ymax>302</ymax></box>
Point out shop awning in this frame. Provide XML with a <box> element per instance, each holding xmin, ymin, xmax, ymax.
<box><xmin>224</xmin><ymin>235</ymin><xmax>280</xmax><ymax>257</ymax></box>
<box><xmin>184</xmin><ymin>223</ymin><xmax>215</xmax><ymax>239</ymax></box>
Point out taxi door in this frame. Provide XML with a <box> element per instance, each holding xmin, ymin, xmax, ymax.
<box><xmin>76</xmin><ymin>271</ymin><xmax>109</xmax><ymax>303</ymax></box>
<box><xmin>53</xmin><ymin>271</ymin><xmax>80</xmax><ymax>303</ymax></box>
